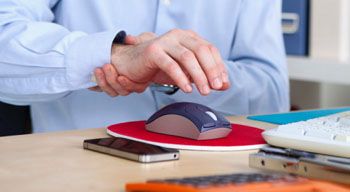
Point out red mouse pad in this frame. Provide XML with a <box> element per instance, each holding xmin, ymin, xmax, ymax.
<box><xmin>107</xmin><ymin>121</ymin><xmax>266</xmax><ymax>151</ymax></box>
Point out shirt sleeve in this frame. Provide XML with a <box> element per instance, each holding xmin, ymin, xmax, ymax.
<box><xmin>0</xmin><ymin>0</ymin><xmax>119</xmax><ymax>105</ymax></box>
<box><xmin>155</xmin><ymin>0</ymin><xmax>290</xmax><ymax>115</ymax></box>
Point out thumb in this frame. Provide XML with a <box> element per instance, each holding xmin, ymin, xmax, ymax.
<box><xmin>118</xmin><ymin>76</ymin><xmax>150</xmax><ymax>93</ymax></box>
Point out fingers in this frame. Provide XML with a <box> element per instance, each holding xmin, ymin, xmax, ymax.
<box><xmin>164</xmin><ymin>43</ymin><xmax>211</xmax><ymax>95</ymax></box>
<box><xmin>103</xmin><ymin>63</ymin><xmax>150</xmax><ymax>93</ymax></box>
<box><xmin>151</xmin><ymin>71</ymin><xmax>177</xmax><ymax>85</ymax></box>
<box><xmin>117</xmin><ymin>76</ymin><xmax>149</xmax><ymax>93</ymax></box>
<box><xmin>192</xmin><ymin>32</ymin><xmax>230</xmax><ymax>89</ymax></box>
<box><xmin>92</xmin><ymin>64</ymin><xmax>150</xmax><ymax>97</ymax></box>
<box><xmin>109</xmin><ymin>29</ymin><xmax>228</xmax><ymax>96</ymax></box>
<box><xmin>102</xmin><ymin>64</ymin><xmax>130</xmax><ymax>96</ymax></box>
<box><xmin>94</xmin><ymin>68</ymin><xmax>119</xmax><ymax>97</ymax></box>
<box><xmin>150</xmin><ymin>29</ymin><xmax>228</xmax><ymax>95</ymax></box>
<box><xmin>209</xmin><ymin>46</ymin><xmax>230</xmax><ymax>90</ymax></box>
<box><xmin>179</xmin><ymin>32</ymin><xmax>226</xmax><ymax>90</ymax></box>
<box><xmin>148</xmin><ymin>45</ymin><xmax>192</xmax><ymax>93</ymax></box>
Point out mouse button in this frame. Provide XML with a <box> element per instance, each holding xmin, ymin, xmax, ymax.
<box><xmin>184</xmin><ymin>105</ymin><xmax>200</xmax><ymax>118</ymax></box>
<box><xmin>195</xmin><ymin>106</ymin><xmax>214</xmax><ymax>117</ymax></box>
<box><xmin>184</xmin><ymin>105</ymin><xmax>207</xmax><ymax>117</ymax></box>
<box><xmin>217</xmin><ymin>117</ymin><xmax>231</xmax><ymax>128</ymax></box>
<box><xmin>211</xmin><ymin>110</ymin><xmax>230</xmax><ymax>122</ymax></box>
<box><xmin>203</xmin><ymin>122</ymin><xmax>216</xmax><ymax>128</ymax></box>
<box><xmin>205</xmin><ymin>111</ymin><xmax>217</xmax><ymax>121</ymax></box>
<box><xmin>184</xmin><ymin>107</ymin><xmax>208</xmax><ymax>128</ymax></box>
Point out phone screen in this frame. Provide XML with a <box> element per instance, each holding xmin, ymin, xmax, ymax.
<box><xmin>84</xmin><ymin>137</ymin><xmax>178</xmax><ymax>155</ymax></box>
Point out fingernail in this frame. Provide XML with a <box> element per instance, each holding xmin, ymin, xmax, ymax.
<box><xmin>222</xmin><ymin>72</ymin><xmax>229</xmax><ymax>83</ymax></box>
<box><xmin>212</xmin><ymin>77</ymin><xmax>222</xmax><ymax>89</ymax></box>
<box><xmin>201</xmin><ymin>85</ymin><xmax>210</xmax><ymax>95</ymax></box>
<box><xmin>185</xmin><ymin>84</ymin><xmax>192</xmax><ymax>92</ymax></box>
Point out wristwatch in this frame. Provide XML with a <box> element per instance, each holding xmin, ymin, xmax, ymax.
<box><xmin>150</xmin><ymin>83</ymin><xmax>179</xmax><ymax>95</ymax></box>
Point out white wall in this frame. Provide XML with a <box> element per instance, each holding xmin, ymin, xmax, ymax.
<box><xmin>291</xmin><ymin>80</ymin><xmax>350</xmax><ymax>110</ymax></box>
<box><xmin>290</xmin><ymin>0</ymin><xmax>350</xmax><ymax>110</ymax></box>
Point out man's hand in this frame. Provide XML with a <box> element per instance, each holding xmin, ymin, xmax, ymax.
<box><xmin>113</xmin><ymin>29</ymin><xmax>229</xmax><ymax>95</ymax></box>
<box><xmin>89</xmin><ymin>33</ymin><xmax>155</xmax><ymax>96</ymax></box>
<box><xmin>91</xmin><ymin>29</ymin><xmax>230</xmax><ymax>96</ymax></box>
<box><xmin>89</xmin><ymin>63</ymin><xmax>149</xmax><ymax>97</ymax></box>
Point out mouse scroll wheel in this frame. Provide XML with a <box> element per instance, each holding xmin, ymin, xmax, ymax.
<box><xmin>205</xmin><ymin>111</ymin><xmax>217</xmax><ymax>121</ymax></box>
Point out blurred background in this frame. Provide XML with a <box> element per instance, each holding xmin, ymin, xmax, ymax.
<box><xmin>284</xmin><ymin>0</ymin><xmax>350</xmax><ymax>110</ymax></box>
<box><xmin>1</xmin><ymin>0</ymin><xmax>349</xmax><ymax>136</ymax></box>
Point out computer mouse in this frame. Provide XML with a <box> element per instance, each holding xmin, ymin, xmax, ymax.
<box><xmin>145</xmin><ymin>102</ymin><xmax>232</xmax><ymax>140</ymax></box>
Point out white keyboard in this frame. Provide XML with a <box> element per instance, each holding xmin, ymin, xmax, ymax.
<box><xmin>263</xmin><ymin>111</ymin><xmax>350</xmax><ymax>158</ymax></box>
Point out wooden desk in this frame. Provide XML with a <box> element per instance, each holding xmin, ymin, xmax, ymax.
<box><xmin>0</xmin><ymin>116</ymin><xmax>276</xmax><ymax>192</ymax></box>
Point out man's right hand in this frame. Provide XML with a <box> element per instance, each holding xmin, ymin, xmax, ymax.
<box><xmin>111</xmin><ymin>29</ymin><xmax>230</xmax><ymax>95</ymax></box>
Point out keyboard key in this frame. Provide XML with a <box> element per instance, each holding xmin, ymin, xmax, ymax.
<box><xmin>304</xmin><ymin>130</ymin><xmax>334</xmax><ymax>140</ymax></box>
<box><xmin>277</xmin><ymin>125</ymin><xmax>306</xmax><ymax>135</ymax></box>
<box><xmin>339</xmin><ymin>118</ymin><xmax>350</xmax><ymax>126</ymax></box>
<box><xmin>334</xmin><ymin>134</ymin><xmax>350</xmax><ymax>142</ymax></box>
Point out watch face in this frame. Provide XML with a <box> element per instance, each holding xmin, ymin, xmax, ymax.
<box><xmin>150</xmin><ymin>84</ymin><xmax>179</xmax><ymax>95</ymax></box>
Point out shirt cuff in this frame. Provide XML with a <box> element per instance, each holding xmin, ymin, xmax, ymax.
<box><xmin>65</xmin><ymin>29</ymin><xmax>120</xmax><ymax>90</ymax></box>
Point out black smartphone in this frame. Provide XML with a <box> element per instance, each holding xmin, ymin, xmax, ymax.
<box><xmin>83</xmin><ymin>137</ymin><xmax>179</xmax><ymax>163</ymax></box>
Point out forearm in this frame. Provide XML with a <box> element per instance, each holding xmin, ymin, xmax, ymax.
<box><xmin>0</xmin><ymin>0</ymin><xmax>118</xmax><ymax>104</ymax></box>
<box><xmin>0</xmin><ymin>91</ymin><xmax>70</xmax><ymax>106</ymax></box>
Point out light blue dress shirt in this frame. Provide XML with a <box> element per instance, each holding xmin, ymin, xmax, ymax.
<box><xmin>0</xmin><ymin>0</ymin><xmax>289</xmax><ymax>133</ymax></box>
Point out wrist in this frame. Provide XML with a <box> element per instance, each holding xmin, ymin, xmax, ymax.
<box><xmin>111</xmin><ymin>44</ymin><xmax>130</xmax><ymax>75</ymax></box>
<box><xmin>110</xmin><ymin>30</ymin><xmax>128</xmax><ymax>75</ymax></box>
